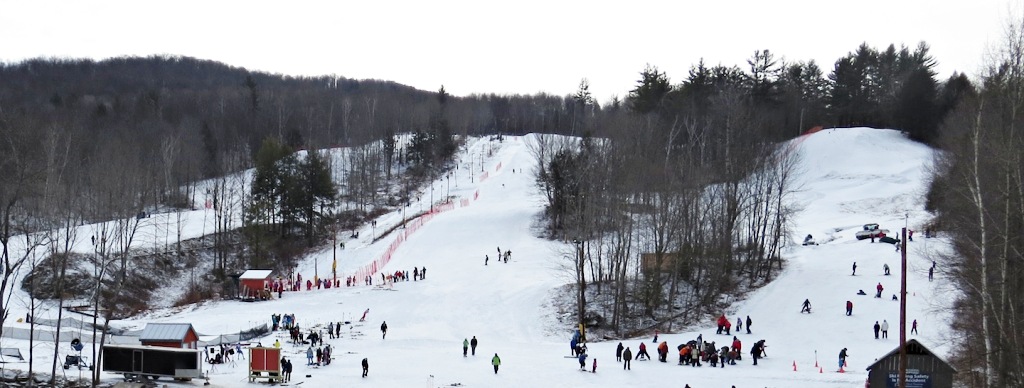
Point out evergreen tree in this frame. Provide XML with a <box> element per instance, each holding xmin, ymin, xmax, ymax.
<box><xmin>828</xmin><ymin>45</ymin><xmax>875</xmax><ymax>126</ymax></box>
<box><xmin>746</xmin><ymin>49</ymin><xmax>781</xmax><ymax>103</ymax></box>
<box><xmin>627</xmin><ymin>65</ymin><xmax>671</xmax><ymax>115</ymax></box>
<box><xmin>895</xmin><ymin>67</ymin><xmax>939</xmax><ymax>142</ymax></box>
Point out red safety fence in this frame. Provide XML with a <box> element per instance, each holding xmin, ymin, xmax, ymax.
<box><xmin>350</xmin><ymin>195</ymin><xmax>474</xmax><ymax>284</ymax></box>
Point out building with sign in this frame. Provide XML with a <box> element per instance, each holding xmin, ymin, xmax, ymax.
<box><xmin>865</xmin><ymin>339</ymin><xmax>955</xmax><ymax>388</ymax></box>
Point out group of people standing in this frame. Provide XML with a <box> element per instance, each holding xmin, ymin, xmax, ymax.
<box><xmin>462</xmin><ymin>336</ymin><xmax>479</xmax><ymax>356</ymax></box>
<box><xmin>486</xmin><ymin>246</ymin><xmax>512</xmax><ymax>265</ymax></box>
<box><xmin>716</xmin><ymin>315</ymin><xmax>753</xmax><ymax>335</ymax></box>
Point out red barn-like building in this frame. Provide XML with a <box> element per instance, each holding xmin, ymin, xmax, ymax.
<box><xmin>139</xmin><ymin>323</ymin><xmax>200</xmax><ymax>349</ymax></box>
<box><xmin>239</xmin><ymin>270</ymin><xmax>274</xmax><ymax>298</ymax></box>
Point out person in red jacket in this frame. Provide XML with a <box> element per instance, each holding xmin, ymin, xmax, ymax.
<box><xmin>731</xmin><ymin>336</ymin><xmax>742</xmax><ymax>361</ymax></box>
<box><xmin>876</xmin><ymin>282</ymin><xmax>884</xmax><ymax>298</ymax></box>
<box><xmin>637</xmin><ymin>342</ymin><xmax>650</xmax><ymax>361</ymax></box>
<box><xmin>846</xmin><ymin>300</ymin><xmax>853</xmax><ymax>316</ymax></box>
<box><xmin>724</xmin><ymin>318</ymin><xmax>732</xmax><ymax>335</ymax></box>
<box><xmin>657</xmin><ymin>341</ymin><xmax>669</xmax><ymax>362</ymax></box>
<box><xmin>716</xmin><ymin>314</ymin><xmax>729</xmax><ymax>334</ymax></box>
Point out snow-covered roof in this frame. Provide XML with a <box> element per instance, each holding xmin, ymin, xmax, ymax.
<box><xmin>239</xmin><ymin>270</ymin><xmax>273</xmax><ymax>280</ymax></box>
<box><xmin>139</xmin><ymin>323</ymin><xmax>196</xmax><ymax>342</ymax></box>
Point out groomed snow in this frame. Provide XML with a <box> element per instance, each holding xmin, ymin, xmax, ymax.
<box><xmin>0</xmin><ymin>127</ymin><xmax>953</xmax><ymax>388</ymax></box>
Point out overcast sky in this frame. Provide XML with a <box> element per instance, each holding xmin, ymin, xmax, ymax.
<box><xmin>0</xmin><ymin>0</ymin><xmax>1016</xmax><ymax>102</ymax></box>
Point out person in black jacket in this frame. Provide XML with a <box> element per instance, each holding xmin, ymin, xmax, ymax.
<box><xmin>470</xmin><ymin>336</ymin><xmax>478</xmax><ymax>356</ymax></box>
<box><xmin>616</xmin><ymin>342</ymin><xmax>624</xmax><ymax>362</ymax></box>
<box><xmin>381</xmin><ymin>321</ymin><xmax>388</xmax><ymax>339</ymax></box>
<box><xmin>283</xmin><ymin>358</ymin><xmax>293</xmax><ymax>381</ymax></box>
<box><xmin>361</xmin><ymin>358</ymin><xmax>369</xmax><ymax>377</ymax></box>
<box><xmin>751</xmin><ymin>340</ymin><xmax>764</xmax><ymax>365</ymax></box>
<box><xmin>745</xmin><ymin>316</ymin><xmax>752</xmax><ymax>334</ymax></box>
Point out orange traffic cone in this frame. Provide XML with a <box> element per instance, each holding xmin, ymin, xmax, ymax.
<box><xmin>793</xmin><ymin>360</ymin><xmax>797</xmax><ymax>371</ymax></box>
<box><xmin>819</xmin><ymin>367</ymin><xmax>823</xmax><ymax>373</ymax></box>
<box><xmin>814</xmin><ymin>359</ymin><xmax>819</xmax><ymax>367</ymax></box>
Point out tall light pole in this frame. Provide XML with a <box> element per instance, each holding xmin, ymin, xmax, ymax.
<box><xmin>446</xmin><ymin>172</ymin><xmax>451</xmax><ymax>198</ymax></box>
<box><xmin>333</xmin><ymin>242</ymin><xmax>341</xmax><ymax>282</ymax></box>
<box><xmin>573</xmin><ymin>239</ymin><xmax>586</xmax><ymax>342</ymax></box>
<box><xmin>899</xmin><ymin>217</ymin><xmax>909</xmax><ymax>388</ymax></box>
<box><xmin>329</xmin><ymin>209</ymin><xmax>335</xmax><ymax>282</ymax></box>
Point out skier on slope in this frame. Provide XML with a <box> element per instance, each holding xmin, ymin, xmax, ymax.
<box><xmin>381</xmin><ymin>321</ymin><xmax>388</xmax><ymax>339</ymax></box>
<box><xmin>801</xmin><ymin>299</ymin><xmax>812</xmax><ymax>313</ymax></box>
<box><xmin>578</xmin><ymin>352</ymin><xmax>588</xmax><ymax>370</ymax></box>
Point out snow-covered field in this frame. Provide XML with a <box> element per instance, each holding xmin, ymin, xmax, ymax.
<box><xmin>0</xmin><ymin>127</ymin><xmax>954</xmax><ymax>387</ymax></box>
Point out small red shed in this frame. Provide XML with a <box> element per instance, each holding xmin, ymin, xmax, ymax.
<box><xmin>138</xmin><ymin>323</ymin><xmax>200</xmax><ymax>349</ymax></box>
<box><xmin>248</xmin><ymin>347</ymin><xmax>283</xmax><ymax>383</ymax></box>
<box><xmin>239</xmin><ymin>269</ymin><xmax>274</xmax><ymax>298</ymax></box>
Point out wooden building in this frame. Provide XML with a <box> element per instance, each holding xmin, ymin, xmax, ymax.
<box><xmin>239</xmin><ymin>269</ymin><xmax>274</xmax><ymax>299</ymax></box>
<box><xmin>865</xmin><ymin>339</ymin><xmax>955</xmax><ymax>388</ymax></box>
<box><xmin>138</xmin><ymin>323</ymin><xmax>200</xmax><ymax>349</ymax></box>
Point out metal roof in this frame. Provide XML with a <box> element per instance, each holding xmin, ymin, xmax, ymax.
<box><xmin>139</xmin><ymin>323</ymin><xmax>196</xmax><ymax>342</ymax></box>
<box><xmin>240</xmin><ymin>270</ymin><xmax>274</xmax><ymax>280</ymax></box>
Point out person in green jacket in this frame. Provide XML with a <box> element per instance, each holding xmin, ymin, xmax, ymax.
<box><xmin>463</xmin><ymin>338</ymin><xmax>469</xmax><ymax>357</ymax></box>
<box><xmin>491</xmin><ymin>353</ymin><xmax>501</xmax><ymax>374</ymax></box>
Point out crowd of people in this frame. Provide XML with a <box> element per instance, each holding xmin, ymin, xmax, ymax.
<box><xmin>255</xmin><ymin>265</ymin><xmax>430</xmax><ymax>299</ymax></box>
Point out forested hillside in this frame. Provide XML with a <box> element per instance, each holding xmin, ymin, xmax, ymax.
<box><xmin>1</xmin><ymin>39</ymin><xmax>1000</xmax><ymax>384</ymax></box>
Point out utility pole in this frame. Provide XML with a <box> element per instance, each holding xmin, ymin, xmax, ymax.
<box><xmin>899</xmin><ymin>226</ymin><xmax>908</xmax><ymax>388</ymax></box>
<box><xmin>573</xmin><ymin>239</ymin><xmax>586</xmax><ymax>342</ymax></box>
